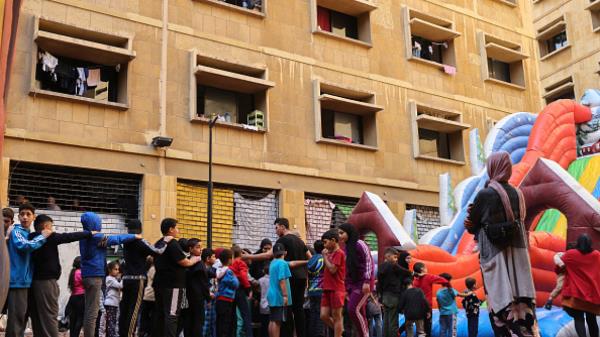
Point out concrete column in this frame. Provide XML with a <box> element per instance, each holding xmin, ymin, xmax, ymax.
<box><xmin>279</xmin><ymin>189</ymin><xmax>306</xmax><ymax>240</ymax></box>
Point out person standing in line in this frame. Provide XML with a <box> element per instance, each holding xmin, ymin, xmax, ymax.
<box><xmin>398</xmin><ymin>277</ymin><xmax>430</xmax><ymax>337</ymax></box>
<box><xmin>184</xmin><ymin>238</ymin><xmax>211</xmax><ymax>337</ymax></box>
<box><xmin>258</xmin><ymin>263</ymin><xmax>271</xmax><ymax>337</ymax></box>
<box><xmin>436</xmin><ymin>273</ymin><xmax>467</xmax><ymax>337</ymax></box>
<box><xmin>202</xmin><ymin>248</ymin><xmax>218</xmax><ymax>337</ymax></box>
<box><xmin>338</xmin><ymin>223</ymin><xmax>374</xmax><ymax>337</ymax></box>
<box><xmin>6</xmin><ymin>203</ymin><xmax>51</xmax><ymax>337</ymax></box>
<box><xmin>139</xmin><ymin>257</ymin><xmax>156</xmax><ymax>337</ymax></box>
<box><xmin>215</xmin><ymin>249</ymin><xmax>240</xmax><ymax>337</ymax></box>
<box><xmin>230</xmin><ymin>245</ymin><xmax>253</xmax><ymax>337</ymax></box>
<box><xmin>29</xmin><ymin>214</ymin><xmax>93</xmax><ymax>337</ymax></box>
<box><xmin>152</xmin><ymin>218</ymin><xmax>201</xmax><ymax>337</ymax></box>
<box><xmin>67</xmin><ymin>257</ymin><xmax>86</xmax><ymax>337</ymax></box>
<box><xmin>307</xmin><ymin>240</ymin><xmax>325</xmax><ymax>337</ymax></box>
<box><xmin>104</xmin><ymin>261</ymin><xmax>123</xmax><ymax>337</ymax></box>
<box><xmin>119</xmin><ymin>219</ymin><xmax>169</xmax><ymax>337</ymax></box>
<box><xmin>79</xmin><ymin>212</ymin><xmax>141</xmax><ymax>337</ymax></box>
<box><xmin>555</xmin><ymin>234</ymin><xmax>600</xmax><ymax>337</ymax></box>
<box><xmin>320</xmin><ymin>229</ymin><xmax>346</xmax><ymax>337</ymax></box>
<box><xmin>412</xmin><ymin>262</ymin><xmax>449</xmax><ymax>337</ymax></box>
<box><xmin>244</xmin><ymin>218</ymin><xmax>311</xmax><ymax>337</ymax></box>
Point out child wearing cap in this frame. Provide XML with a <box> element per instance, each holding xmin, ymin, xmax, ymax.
<box><xmin>267</xmin><ymin>243</ymin><xmax>307</xmax><ymax>337</ymax></box>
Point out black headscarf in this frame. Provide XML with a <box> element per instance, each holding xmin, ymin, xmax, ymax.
<box><xmin>249</xmin><ymin>238</ymin><xmax>272</xmax><ymax>280</ymax></box>
<box><xmin>398</xmin><ymin>251</ymin><xmax>411</xmax><ymax>269</ymax></box>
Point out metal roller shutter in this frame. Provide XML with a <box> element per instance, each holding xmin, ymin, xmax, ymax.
<box><xmin>176</xmin><ymin>180</ymin><xmax>234</xmax><ymax>248</ymax></box>
<box><xmin>406</xmin><ymin>204</ymin><xmax>441</xmax><ymax>239</ymax></box>
<box><xmin>232</xmin><ymin>188</ymin><xmax>279</xmax><ymax>250</ymax></box>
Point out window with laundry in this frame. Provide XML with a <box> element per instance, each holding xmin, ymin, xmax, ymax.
<box><xmin>479</xmin><ymin>32</ymin><xmax>528</xmax><ymax>89</ymax></box>
<box><xmin>314</xmin><ymin>80</ymin><xmax>382</xmax><ymax>150</ymax></box>
<box><xmin>195</xmin><ymin>0</ymin><xmax>264</xmax><ymax>14</ymax></box>
<box><xmin>410</xmin><ymin>101</ymin><xmax>469</xmax><ymax>164</ymax></box>
<box><xmin>31</xmin><ymin>17</ymin><xmax>135</xmax><ymax>109</ymax></box>
<box><xmin>403</xmin><ymin>7</ymin><xmax>460</xmax><ymax>73</ymax></box>
<box><xmin>537</xmin><ymin>17</ymin><xmax>569</xmax><ymax>59</ymax></box>
<box><xmin>313</xmin><ymin>0</ymin><xmax>375</xmax><ymax>45</ymax></box>
<box><xmin>189</xmin><ymin>51</ymin><xmax>274</xmax><ymax>130</ymax></box>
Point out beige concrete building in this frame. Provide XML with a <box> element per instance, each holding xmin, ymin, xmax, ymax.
<box><xmin>532</xmin><ymin>0</ymin><xmax>600</xmax><ymax>104</ymax></box>
<box><xmin>2</xmin><ymin>0</ymin><xmax>542</xmax><ymax>247</ymax></box>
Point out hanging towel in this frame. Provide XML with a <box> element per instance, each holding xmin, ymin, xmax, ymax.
<box><xmin>40</xmin><ymin>51</ymin><xmax>58</xmax><ymax>73</ymax></box>
<box><xmin>443</xmin><ymin>65</ymin><xmax>457</xmax><ymax>75</ymax></box>
<box><xmin>76</xmin><ymin>68</ymin><xmax>87</xmax><ymax>96</ymax></box>
<box><xmin>87</xmin><ymin>68</ymin><xmax>101</xmax><ymax>87</ymax></box>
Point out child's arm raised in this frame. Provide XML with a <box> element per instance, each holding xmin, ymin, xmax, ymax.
<box><xmin>288</xmin><ymin>260</ymin><xmax>308</xmax><ymax>269</ymax></box>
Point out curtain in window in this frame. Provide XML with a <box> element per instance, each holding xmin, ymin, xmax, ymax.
<box><xmin>317</xmin><ymin>6</ymin><xmax>331</xmax><ymax>32</ymax></box>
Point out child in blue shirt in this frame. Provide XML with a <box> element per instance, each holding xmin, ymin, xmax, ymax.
<box><xmin>436</xmin><ymin>273</ymin><xmax>468</xmax><ymax>337</ymax></box>
<box><xmin>267</xmin><ymin>243</ymin><xmax>307</xmax><ymax>337</ymax></box>
<box><xmin>307</xmin><ymin>240</ymin><xmax>325</xmax><ymax>337</ymax></box>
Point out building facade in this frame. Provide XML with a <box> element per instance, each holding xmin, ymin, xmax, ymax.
<box><xmin>532</xmin><ymin>0</ymin><xmax>600</xmax><ymax>104</ymax></box>
<box><xmin>2</xmin><ymin>0</ymin><xmax>542</xmax><ymax>245</ymax></box>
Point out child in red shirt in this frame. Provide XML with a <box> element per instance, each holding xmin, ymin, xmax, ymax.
<box><xmin>413</xmin><ymin>262</ymin><xmax>450</xmax><ymax>337</ymax></box>
<box><xmin>230</xmin><ymin>246</ymin><xmax>253</xmax><ymax>337</ymax></box>
<box><xmin>320</xmin><ymin>228</ymin><xmax>346</xmax><ymax>337</ymax></box>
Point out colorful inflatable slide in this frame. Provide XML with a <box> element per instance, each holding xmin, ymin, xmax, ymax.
<box><xmin>348</xmin><ymin>89</ymin><xmax>600</xmax><ymax>337</ymax></box>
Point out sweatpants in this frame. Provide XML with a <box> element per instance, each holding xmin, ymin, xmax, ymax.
<box><xmin>282</xmin><ymin>278</ymin><xmax>307</xmax><ymax>337</ymax></box>
<box><xmin>83</xmin><ymin>277</ymin><xmax>103</xmax><ymax>337</ymax></box>
<box><xmin>154</xmin><ymin>287</ymin><xmax>184</xmax><ymax>337</ymax></box>
<box><xmin>6</xmin><ymin>288</ymin><xmax>28</xmax><ymax>337</ymax></box>
<box><xmin>139</xmin><ymin>300</ymin><xmax>154</xmax><ymax>337</ymax></box>
<box><xmin>119</xmin><ymin>279</ymin><xmax>145</xmax><ymax>337</ymax></box>
<box><xmin>184</xmin><ymin>297</ymin><xmax>206</xmax><ymax>337</ymax></box>
<box><xmin>347</xmin><ymin>288</ymin><xmax>370</xmax><ymax>337</ymax></box>
<box><xmin>216</xmin><ymin>300</ymin><xmax>236</xmax><ymax>337</ymax></box>
<box><xmin>30</xmin><ymin>279</ymin><xmax>60</xmax><ymax>337</ymax></box>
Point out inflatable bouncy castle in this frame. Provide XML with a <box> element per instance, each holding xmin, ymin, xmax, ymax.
<box><xmin>348</xmin><ymin>89</ymin><xmax>600</xmax><ymax>337</ymax></box>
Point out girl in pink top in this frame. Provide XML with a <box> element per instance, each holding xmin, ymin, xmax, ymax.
<box><xmin>67</xmin><ymin>257</ymin><xmax>85</xmax><ymax>337</ymax></box>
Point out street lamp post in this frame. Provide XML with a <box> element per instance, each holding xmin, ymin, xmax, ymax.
<box><xmin>207</xmin><ymin>115</ymin><xmax>218</xmax><ymax>249</ymax></box>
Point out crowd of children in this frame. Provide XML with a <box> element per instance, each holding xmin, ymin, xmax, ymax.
<box><xmin>3</xmin><ymin>204</ymin><xmax>485</xmax><ymax>337</ymax></box>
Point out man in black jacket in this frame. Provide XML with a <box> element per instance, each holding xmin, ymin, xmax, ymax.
<box><xmin>29</xmin><ymin>214</ymin><xmax>93</xmax><ymax>337</ymax></box>
<box><xmin>119</xmin><ymin>219</ymin><xmax>170</xmax><ymax>337</ymax></box>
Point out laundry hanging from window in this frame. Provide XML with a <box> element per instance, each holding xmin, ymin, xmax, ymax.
<box><xmin>35</xmin><ymin>50</ymin><xmax>120</xmax><ymax>102</ymax></box>
<box><xmin>412</xmin><ymin>36</ymin><xmax>448</xmax><ymax>64</ymax></box>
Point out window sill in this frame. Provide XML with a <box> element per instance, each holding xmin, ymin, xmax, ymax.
<box><xmin>539</xmin><ymin>44</ymin><xmax>570</xmax><ymax>61</ymax></box>
<box><xmin>191</xmin><ymin>116</ymin><xmax>267</xmax><ymax>133</ymax></box>
<box><xmin>593</xmin><ymin>25</ymin><xmax>600</xmax><ymax>34</ymax></box>
<box><xmin>313</xmin><ymin>29</ymin><xmax>372</xmax><ymax>48</ymax></box>
<box><xmin>484</xmin><ymin>77</ymin><xmax>526</xmax><ymax>91</ymax></box>
<box><xmin>317</xmin><ymin>137</ymin><xmax>378</xmax><ymax>151</ymax></box>
<box><xmin>30</xmin><ymin>88</ymin><xmax>128</xmax><ymax>110</ymax></box>
<box><xmin>415</xmin><ymin>155</ymin><xmax>465</xmax><ymax>165</ymax></box>
<box><xmin>408</xmin><ymin>56</ymin><xmax>455</xmax><ymax>74</ymax></box>
<box><xmin>586</xmin><ymin>0</ymin><xmax>600</xmax><ymax>11</ymax></box>
<box><xmin>494</xmin><ymin>0</ymin><xmax>517</xmax><ymax>7</ymax></box>
<box><xmin>192</xmin><ymin>0</ymin><xmax>265</xmax><ymax>18</ymax></box>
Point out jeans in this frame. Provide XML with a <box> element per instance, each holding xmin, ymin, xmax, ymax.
<box><xmin>439</xmin><ymin>314</ymin><xmax>456</xmax><ymax>337</ymax></box>
<box><xmin>370</xmin><ymin>314</ymin><xmax>382</xmax><ymax>337</ymax></box>
<box><xmin>382</xmin><ymin>292</ymin><xmax>400</xmax><ymax>337</ymax></box>
<box><xmin>83</xmin><ymin>277</ymin><xmax>103</xmax><ymax>337</ymax></box>
<box><xmin>235</xmin><ymin>289</ymin><xmax>253</xmax><ymax>337</ymax></box>
<box><xmin>308</xmin><ymin>296</ymin><xmax>325</xmax><ymax>337</ymax></box>
<box><xmin>282</xmin><ymin>278</ymin><xmax>306</xmax><ymax>337</ymax></box>
<box><xmin>467</xmin><ymin>315</ymin><xmax>479</xmax><ymax>337</ymax></box>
